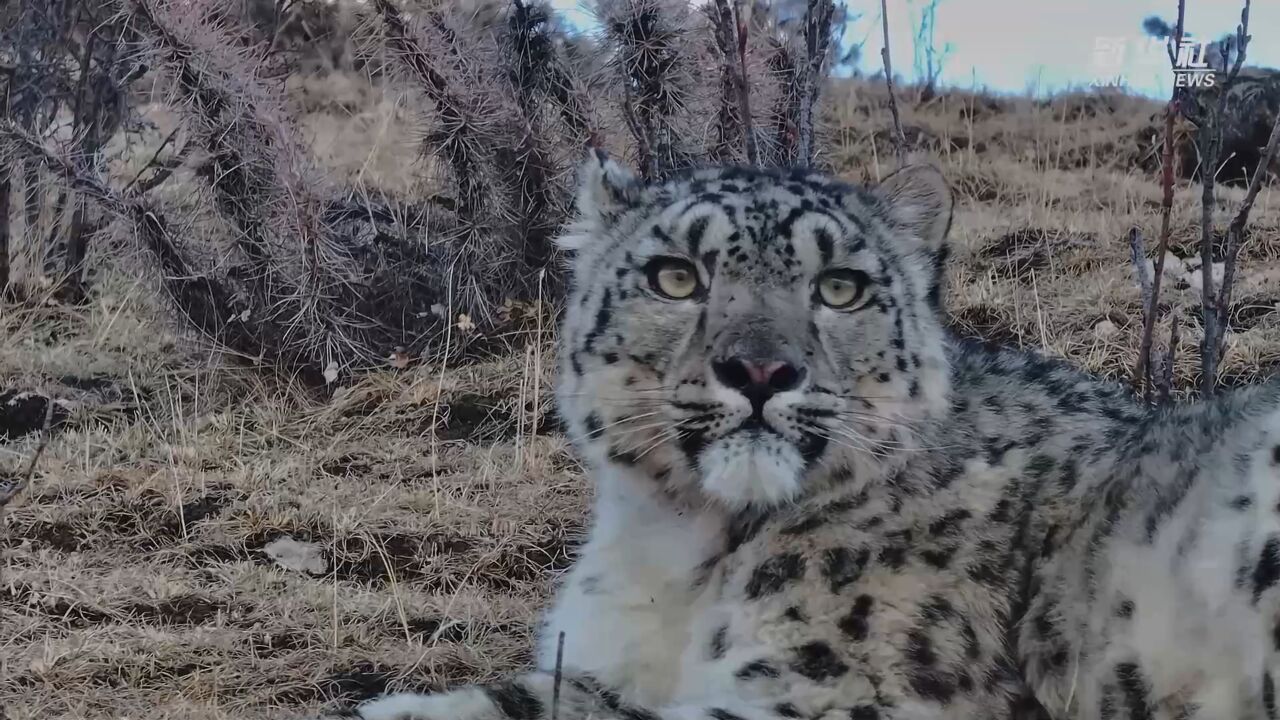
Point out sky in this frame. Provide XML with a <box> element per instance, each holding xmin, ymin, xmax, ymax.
<box><xmin>548</xmin><ymin>0</ymin><xmax>1280</xmax><ymax>98</ymax></box>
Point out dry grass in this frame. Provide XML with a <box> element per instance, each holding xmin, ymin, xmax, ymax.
<box><xmin>4</xmin><ymin>71</ymin><xmax>1280</xmax><ymax>719</ymax></box>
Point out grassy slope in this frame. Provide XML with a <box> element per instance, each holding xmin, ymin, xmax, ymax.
<box><xmin>2</xmin><ymin>73</ymin><xmax>1279</xmax><ymax>719</ymax></box>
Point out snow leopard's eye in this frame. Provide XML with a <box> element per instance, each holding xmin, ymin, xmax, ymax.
<box><xmin>816</xmin><ymin>269</ymin><xmax>872</xmax><ymax>310</ymax></box>
<box><xmin>646</xmin><ymin>257</ymin><xmax>701</xmax><ymax>300</ymax></box>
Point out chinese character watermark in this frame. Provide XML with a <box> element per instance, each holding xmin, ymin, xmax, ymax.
<box><xmin>1088</xmin><ymin>36</ymin><xmax>1217</xmax><ymax>89</ymax></box>
<box><xmin>1090</xmin><ymin>36</ymin><xmax>1128</xmax><ymax>88</ymax></box>
<box><xmin>1172</xmin><ymin>38</ymin><xmax>1216</xmax><ymax>87</ymax></box>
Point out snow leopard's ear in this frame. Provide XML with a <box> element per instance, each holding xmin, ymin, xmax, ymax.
<box><xmin>873</xmin><ymin>162</ymin><xmax>954</xmax><ymax>253</ymax></box>
<box><xmin>558</xmin><ymin>149</ymin><xmax>641</xmax><ymax>251</ymax></box>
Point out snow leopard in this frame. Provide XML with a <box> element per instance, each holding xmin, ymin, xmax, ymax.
<box><xmin>355</xmin><ymin>153</ymin><xmax>1280</xmax><ymax>719</ymax></box>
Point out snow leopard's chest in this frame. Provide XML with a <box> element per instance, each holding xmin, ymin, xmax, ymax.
<box><xmin>536</xmin><ymin>477</ymin><xmax>729</xmax><ymax>705</ymax></box>
<box><xmin>534</xmin><ymin>460</ymin><xmax>1044</xmax><ymax>706</ymax></box>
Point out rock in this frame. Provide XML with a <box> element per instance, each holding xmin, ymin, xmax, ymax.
<box><xmin>264</xmin><ymin>536</ymin><xmax>327</xmax><ymax>575</ymax></box>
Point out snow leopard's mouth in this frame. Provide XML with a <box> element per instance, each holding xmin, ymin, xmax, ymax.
<box><xmin>733</xmin><ymin>418</ymin><xmax>827</xmax><ymax>461</ymax></box>
<box><xmin>668</xmin><ymin>390</ymin><xmax>831</xmax><ymax>458</ymax></box>
<box><xmin>691</xmin><ymin>421</ymin><xmax>829</xmax><ymax>508</ymax></box>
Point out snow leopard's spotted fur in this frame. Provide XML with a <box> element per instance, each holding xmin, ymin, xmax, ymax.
<box><xmin>358</xmin><ymin>154</ymin><xmax>1280</xmax><ymax>720</ymax></box>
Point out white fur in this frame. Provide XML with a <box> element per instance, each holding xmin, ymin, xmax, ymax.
<box><xmin>535</xmin><ymin>463</ymin><xmax>727</xmax><ymax>706</ymax></box>
<box><xmin>698</xmin><ymin>434</ymin><xmax>804</xmax><ymax>510</ymax></box>
<box><xmin>357</xmin><ymin>687</ymin><xmax>494</xmax><ymax>720</ymax></box>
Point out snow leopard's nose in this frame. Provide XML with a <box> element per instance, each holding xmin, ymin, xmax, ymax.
<box><xmin>712</xmin><ymin>357</ymin><xmax>806</xmax><ymax>413</ymax></box>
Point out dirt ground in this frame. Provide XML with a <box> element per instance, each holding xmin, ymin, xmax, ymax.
<box><xmin>3</xmin><ymin>71</ymin><xmax>1280</xmax><ymax>719</ymax></box>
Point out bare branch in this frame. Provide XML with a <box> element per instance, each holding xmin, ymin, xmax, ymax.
<box><xmin>0</xmin><ymin>81</ymin><xmax>10</xmax><ymax>297</ymax></box>
<box><xmin>1134</xmin><ymin>0</ymin><xmax>1186</xmax><ymax>400</ymax></box>
<box><xmin>0</xmin><ymin>118</ymin><xmax>266</xmax><ymax>369</ymax></box>
<box><xmin>1212</xmin><ymin>108</ymin><xmax>1280</xmax><ymax>365</ymax></box>
<box><xmin>707</xmin><ymin>0</ymin><xmax>757</xmax><ymax>165</ymax></box>
<box><xmin>619</xmin><ymin>81</ymin><xmax>656</xmax><ymax>179</ymax></box>
<box><xmin>765</xmin><ymin>34</ymin><xmax>800</xmax><ymax>167</ymax></box>
<box><xmin>127</xmin><ymin>0</ymin><xmax>281</xmax><ymax>286</ymax></box>
<box><xmin>372</xmin><ymin>0</ymin><xmax>490</xmax><ymax>220</ymax></box>
<box><xmin>1128</xmin><ymin>228</ymin><xmax>1153</xmax><ymax>311</ymax></box>
<box><xmin>1224</xmin><ymin>0</ymin><xmax>1251</xmax><ymax>84</ymax></box>
<box><xmin>598</xmin><ymin>0</ymin><xmax>696</xmax><ymax>180</ymax></box>
<box><xmin>1196</xmin><ymin>219</ymin><xmax>1217</xmax><ymax>394</ymax></box>
<box><xmin>1163</xmin><ymin>0</ymin><xmax>1188</xmax><ymax>66</ymax></box>
<box><xmin>551</xmin><ymin>631</ymin><xmax>566</xmax><ymax>720</ymax></box>
<box><xmin>502</xmin><ymin>0</ymin><xmax>569</xmax><ymax>271</ymax></box>
<box><xmin>1156</xmin><ymin>312</ymin><xmax>1180</xmax><ymax>404</ymax></box>
<box><xmin>1134</xmin><ymin>98</ymin><xmax>1180</xmax><ymax>400</ymax></box>
<box><xmin>122</xmin><ymin>126</ymin><xmax>183</xmax><ymax>195</ymax></box>
<box><xmin>878</xmin><ymin>0</ymin><xmax>907</xmax><ymax>165</ymax></box>
<box><xmin>797</xmin><ymin>0</ymin><xmax>834</xmax><ymax>167</ymax></box>
<box><xmin>1197</xmin><ymin>0</ymin><xmax>1252</xmax><ymax>395</ymax></box>
<box><xmin>732</xmin><ymin>2</ymin><xmax>759</xmax><ymax>166</ymax></box>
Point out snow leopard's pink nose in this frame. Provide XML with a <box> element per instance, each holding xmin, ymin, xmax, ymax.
<box><xmin>712</xmin><ymin>357</ymin><xmax>806</xmax><ymax>399</ymax></box>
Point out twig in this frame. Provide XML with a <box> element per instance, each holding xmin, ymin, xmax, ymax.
<box><xmin>878</xmin><ymin>0</ymin><xmax>907</xmax><ymax>165</ymax></box>
<box><xmin>708</xmin><ymin>0</ymin><xmax>758</xmax><ymax>165</ymax></box>
<box><xmin>372</xmin><ymin>0</ymin><xmax>487</xmax><ymax>218</ymax></box>
<box><xmin>0</xmin><ymin>399</ymin><xmax>55</xmax><ymax>512</ymax></box>
<box><xmin>797</xmin><ymin>0</ymin><xmax>835</xmax><ymax>167</ymax></box>
<box><xmin>501</xmin><ymin>0</ymin><xmax>562</xmax><ymax>272</ymax></box>
<box><xmin>1209</xmin><ymin>1</ymin><xmax>1267</xmax><ymax>353</ymax></box>
<box><xmin>1212</xmin><ymin>108</ymin><xmax>1280</xmax><ymax>364</ymax></box>
<box><xmin>1</xmin><ymin>120</ymin><xmax>117</xmax><ymax>207</ymax></box>
<box><xmin>1133</xmin><ymin>0</ymin><xmax>1186</xmax><ymax>400</ymax></box>
<box><xmin>129</xmin><ymin>0</ymin><xmax>278</xmax><ymax>283</ymax></box>
<box><xmin>1156</xmin><ymin>312</ymin><xmax>1180</xmax><ymax>404</ymax></box>
<box><xmin>122</xmin><ymin>125</ymin><xmax>183</xmax><ymax>195</ymax></box>
<box><xmin>1134</xmin><ymin>99</ymin><xmax>1179</xmax><ymax>400</ymax></box>
<box><xmin>1128</xmin><ymin>228</ymin><xmax>1153</xmax><ymax>312</ymax></box>
<box><xmin>1</xmin><ymin>118</ymin><xmax>268</xmax><ymax>369</ymax></box>
<box><xmin>1196</xmin><ymin>121</ymin><xmax>1222</xmax><ymax>395</ymax></box>
<box><xmin>731</xmin><ymin>1</ymin><xmax>758</xmax><ymax>165</ymax></box>
<box><xmin>601</xmin><ymin>0</ymin><xmax>694</xmax><ymax>180</ymax></box>
<box><xmin>551</xmin><ymin>631</ymin><xmax>566</xmax><ymax>720</ymax></box>
<box><xmin>619</xmin><ymin>81</ymin><xmax>656</xmax><ymax>180</ymax></box>
<box><xmin>765</xmin><ymin>35</ymin><xmax>800</xmax><ymax>167</ymax></box>
<box><xmin>264</xmin><ymin>0</ymin><xmax>304</xmax><ymax>57</ymax></box>
<box><xmin>707</xmin><ymin>0</ymin><xmax>741</xmax><ymax>162</ymax></box>
<box><xmin>1198</xmin><ymin>0</ymin><xmax>1251</xmax><ymax>396</ymax></box>
<box><xmin>0</xmin><ymin>75</ymin><xmax>10</xmax><ymax>296</ymax></box>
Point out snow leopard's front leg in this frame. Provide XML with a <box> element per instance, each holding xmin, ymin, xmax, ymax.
<box><xmin>354</xmin><ymin>672</ymin><xmax>788</xmax><ymax>720</ymax></box>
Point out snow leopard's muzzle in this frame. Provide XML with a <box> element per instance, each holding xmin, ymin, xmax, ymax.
<box><xmin>663</xmin><ymin>312</ymin><xmax>835</xmax><ymax>509</ymax></box>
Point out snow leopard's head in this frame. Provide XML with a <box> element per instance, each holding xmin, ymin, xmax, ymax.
<box><xmin>555</xmin><ymin>152</ymin><xmax>953</xmax><ymax>509</ymax></box>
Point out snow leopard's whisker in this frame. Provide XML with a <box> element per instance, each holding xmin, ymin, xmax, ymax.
<box><xmin>633</xmin><ymin>427</ymin><xmax>684</xmax><ymax>462</ymax></box>
<box><xmin>564</xmin><ymin>396</ymin><xmax>669</xmax><ymax>409</ymax></box>
<box><xmin>613</xmin><ymin>420</ymin><xmax>691</xmax><ymax>459</ymax></box>
<box><xmin>802</xmin><ymin>411</ymin><xmax>916</xmax><ymax>438</ymax></box>
<box><xmin>799</xmin><ymin>421</ymin><xmax>892</xmax><ymax>455</ymax></box>
<box><xmin>606</xmin><ymin>424</ymin><xmax>679</xmax><ymax>450</ymax></box>
<box><xmin>807</xmin><ymin>431</ymin><xmax>876</xmax><ymax>456</ymax></box>
<box><xmin>824</xmin><ymin>422</ymin><xmax>911</xmax><ymax>446</ymax></box>
<box><xmin>606</xmin><ymin>414</ymin><xmax>693</xmax><ymax>442</ymax></box>
<box><xmin>798</xmin><ymin>419</ymin><xmax>877</xmax><ymax>447</ymax></box>
<box><xmin>814</xmin><ymin>412</ymin><xmax>962</xmax><ymax>450</ymax></box>
<box><xmin>828</xmin><ymin>393</ymin><xmax>899</xmax><ymax>402</ymax></box>
<box><xmin>827</xmin><ymin>409</ymin><xmax>918</xmax><ymax>433</ymax></box>
<box><xmin>584</xmin><ymin>411</ymin><xmax>666</xmax><ymax>438</ymax></box>
<box><xmin>665</xmin><ymin>413</ymin><xmax>716</xmax><ymax>429</ymax></box>
<box><xmin>578</xmin><ymin>392</ymin><xmax>679</xmax><ymax>401</ymax></box>
<box><xmin>834</xmin><ymin>422</ymin><xmax>919</xmax><ymax>445</ymax></box>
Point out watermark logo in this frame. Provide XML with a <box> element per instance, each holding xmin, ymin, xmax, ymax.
<box><xmin>1088</xmin><ymin>36</ymin><xmax>1216</xmax><ymax>89</ymax></box>
<box><xmin>1172</xmin><ymin>39</ymin><xmax>1216</xmax><ymax>87</ymax></box>
<box><xmin>1090</xmin><ymin>37</ymin><xmax>1130</xmax><ymax>88</ymax></box>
